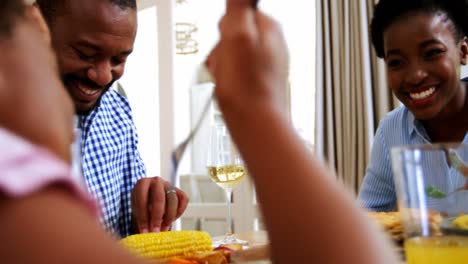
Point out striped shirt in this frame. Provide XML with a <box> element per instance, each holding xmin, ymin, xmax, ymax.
<box><xmin>358</xmin><ymin>105</ymin><xmax>468</xmax><ymax>212</ymax></box>
<box><xmin>79</xmin><ymin>89</ymin><xmax>146</xmax><ymax>238</ymax></box>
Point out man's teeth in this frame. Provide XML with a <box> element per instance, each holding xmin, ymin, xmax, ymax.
<box><xmin>80</xmin><ymin>86</ymin><xmax>100</xmax><ymax>95</ymax></box>
<box><xmin>409</xmin><ymin>87</ymin><xmax>435</xmax><ymax>100</ymax></box>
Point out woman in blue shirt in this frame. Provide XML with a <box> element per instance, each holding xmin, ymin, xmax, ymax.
<box><xmin>359</xmin><ymin>0</ymin><xmax>468</xmax><ymax>211</ymax></box>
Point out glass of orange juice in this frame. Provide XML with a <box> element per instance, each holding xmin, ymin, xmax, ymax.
<box><xmin>391</xmin><ymin>143</ymin><xmax>468</xmax><ymax>264</ymax></box>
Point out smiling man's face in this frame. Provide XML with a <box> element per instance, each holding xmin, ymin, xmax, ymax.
<box><xmin>46</xmin><ymin>0</ymin><xmax>137</xmax><ymax>114</ymax></box>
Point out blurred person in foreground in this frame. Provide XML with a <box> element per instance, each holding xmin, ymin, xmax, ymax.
<box><xmin>0</xmin><ymin>0</ymin><xmax>397</xmax><ymax>263</ymax></box>
<box><xmin>205</xmin><ymin>0</ymin><xmax>397</xmax><ymax>263</ymax></box>
<box><xmin>35</xmin><ymin>0</ymin><xmax>188</xmax><ymax>237</ymax></box>
<box><xmin>0</xmin><ymin>1</ymin><xmax>149</xmax><ymax>263</ymax></box>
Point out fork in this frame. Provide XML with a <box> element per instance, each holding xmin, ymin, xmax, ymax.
<box><xmin>427</xmin><ymin>147</ymin><xmax>468</xmax><ymax>198</ymax></box>
<box><xmin>445</xmin><ymin>148</ymin><xmax>468</xmax><ymax>178</ymax></box>
<box><xmin>169</xmin><ymin>94</ymin><xmax>213</xmax><ymax>187</ymax></box>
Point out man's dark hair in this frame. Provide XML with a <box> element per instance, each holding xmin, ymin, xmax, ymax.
<box><xmin>36</xmin><ymin>0</ymin><xmax>137</xmax><ymax>23</ymax></box>
<box><xmin>109</xmin><ymin>0</ymin><xmax>137</xmax><ymax>9</ymax></box>
<box><xmin>371</xmin><ymin>0</ymin><xmax>468</xmax><ymax>58</ymax></box>
<box><xmin>35</xmin><ymin>0</ymin><xmax>61</xmax><ymax>24</ymax></box>
<box><xmin>0</xmin><ymin>0</ymin><xmax>25</xmax><ymax>37</ymax></box>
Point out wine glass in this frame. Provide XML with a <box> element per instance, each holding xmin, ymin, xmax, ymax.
<box><xmin>207</xmin><ymin>116</ymin><xmax>248</xmax><ymax>247</ymax></box>
<box><xmin>392</xmin><ymin>144</ymin><xmax>468</xmax><ymax>263</ymax></box>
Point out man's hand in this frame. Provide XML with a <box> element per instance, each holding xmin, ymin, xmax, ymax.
<box><xmin>131</xmin><ymin>177</ymin><xmax>189</xmax><ymax>233</ymax></box>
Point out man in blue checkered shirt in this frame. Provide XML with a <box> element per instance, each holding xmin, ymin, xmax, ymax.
<box><xmin>36</xmin><ymin>0</ymin><xmax>189</xmax><ymax>238</ymax></box>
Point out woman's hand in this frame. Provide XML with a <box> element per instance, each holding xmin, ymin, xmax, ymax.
<box><xmin>207</xmin><ymin>0</ymin><xmax>289</xmax><ymax>115</ymax></box>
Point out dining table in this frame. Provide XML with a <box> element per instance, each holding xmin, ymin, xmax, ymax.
<box><xmin>218</xmin><ymin>230</ymin><xmax>408</xmax><ymax>264</ymax></box>
<box><xmin>212</xmin><ymin>231</ymin><xmax>270</xmax><ymax>264</ymax></box>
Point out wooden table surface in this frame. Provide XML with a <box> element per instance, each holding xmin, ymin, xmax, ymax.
<box><xmin>219</xmin><ymin>230</ymin><xmax>407</xmax><ymax>263</ymax></box>
<box><xmin>235</xmin><ymin>231</ymin><xmax>269</xmax><ymax>247</ymax></box>
<box><xmin>212</xmin><ymin>231</ymin><xmax>270</xmax><ymax>263</ymax></box>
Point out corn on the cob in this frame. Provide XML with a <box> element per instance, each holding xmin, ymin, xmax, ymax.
<box><xmin>120</xmin><ymin>230</ymin><xmax>212</xmax><ymax>260</ymax></box>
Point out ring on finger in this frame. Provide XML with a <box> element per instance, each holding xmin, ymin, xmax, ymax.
<box><xmin>166</xmin><ymin>188</ymin><xmax>177</xmax><ymax>195</ymax></box>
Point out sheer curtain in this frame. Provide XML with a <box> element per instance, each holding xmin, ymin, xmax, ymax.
<box><xmin>314</xmin><ymin>0</ymin><xmax>398</xmax><ymax>194</ymax></box>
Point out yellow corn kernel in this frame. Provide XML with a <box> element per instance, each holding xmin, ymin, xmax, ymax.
<box><xmin>120</xmin><ymin>230</ymin><xmax>212</xmax><ymax>260</ymax></box>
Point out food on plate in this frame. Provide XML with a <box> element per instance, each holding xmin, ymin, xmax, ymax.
<box><xmin>425</xmin><ymin>185</ymin><xmax>447</xmax><ymax>198</ymax></box>
<box><xmin>404</xmin><ymin>209</ymin><xmax>443</xmax><ymax>235</ymax></box>
<box><xmin>451</xmin><ymin>214</ymin><xmax>468</xmax><ymax>229</ymax></box>
<box><xmin>367</xmin><ymin>210</ymin><xmax>443</xmax><ymax>243</ymax></box>
<box><xmin>168</xmin><ymin>251</ymin><xmax>229</xmax><ymax>264</ymax></box>
<box><xmin>120</xmin><ymin>230</ymin><xmax>242</xmax><ymax>263</ymax></box>
<box><xmin>120</xmin><ymin>230</ymin><xmax>212</xmax><ymax>261</ymax></box>
<box><xmin>167</xmin><ymin>258</ymin><xmax>198</xmax><ymax>264</ymax></box>
<box><xmin>368</xmin><ymin>211</ymin><xmax>404</xmax><ymax>242</ymax></box>
<box><xmin>216</xmin><ymin>243</ymin><xmax>244</xmax><ymax>251</ymax></box>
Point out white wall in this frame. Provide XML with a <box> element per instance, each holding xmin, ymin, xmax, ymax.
<box><xmin>462</xmin><ymin>65</ymin><xmax>468</xmax><ymax>79</ymax></box>
<box><xmin>119</xmin><ymin>7</ymin><xmax>161</xmax><ymax>177</ymax></box>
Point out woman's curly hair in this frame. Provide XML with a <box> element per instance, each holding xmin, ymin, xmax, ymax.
<box><xmin>371</xmin><ymin>0</ymin><xmax>468</xmax><ymax>58</ymax></box>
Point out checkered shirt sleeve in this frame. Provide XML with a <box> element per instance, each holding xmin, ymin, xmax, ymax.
<box><xmin>80</xmin><ymin>89</ymin><xmax>146</xmax><ymax>238</ymax></box>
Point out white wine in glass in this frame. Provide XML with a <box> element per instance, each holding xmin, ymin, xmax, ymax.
<box><xmin>207</xmin><ymin>115</ymin><xmax>248</xmax><ymax>247</ymax></box>
<box><xmin>207</xmin><ymin>164</ymin><xmax>247</xmax><ymax>189</ymax></box>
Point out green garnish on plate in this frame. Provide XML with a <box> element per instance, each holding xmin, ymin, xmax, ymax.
<box><xmin>426</xmin><ymin>186</ymin><xmax>446</xmax><ymax>198</ymax></box>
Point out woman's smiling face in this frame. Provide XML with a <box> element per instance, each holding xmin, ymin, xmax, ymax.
<box><xmin>383</xmin><ymin>11</ymin><xmax>468</xmax><ymax>120</ymax></box>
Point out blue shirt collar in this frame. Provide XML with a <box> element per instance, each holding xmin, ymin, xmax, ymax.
<box><xmin>406</xmin><ymin>107</ymin><xmax>468</xmax><ymax>143</ymax></box>
<box><xmin>406</xmin><ymin>108</ymin><xmax>431</xmax><ymax>142</ymax></box>
<box><xmin>407</xmin><ymin>108</ymin><xmax>418</xmax><ymax>136</ymax></box>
